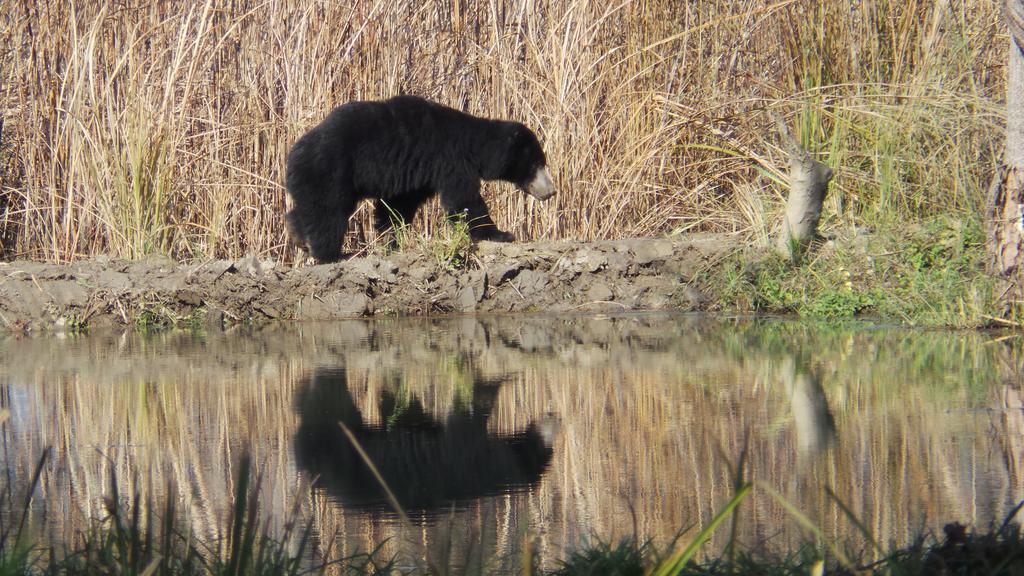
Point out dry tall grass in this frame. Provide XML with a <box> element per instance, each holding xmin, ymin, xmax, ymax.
<box><xmin>0</xmin><ymin>0</ymin><xmax>1007</xmax><ymax>262</ymax></box>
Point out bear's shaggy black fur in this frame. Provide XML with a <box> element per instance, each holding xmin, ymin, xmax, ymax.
<box><xmin>285</xmin><ymin>96</ymin><xmax>555</xmax><ymax>263</ymax></box>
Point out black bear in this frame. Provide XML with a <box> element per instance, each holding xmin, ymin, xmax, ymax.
<box><xmin>285</xmin><ymin>95</ymin><xmax>555</xmax><ymax>263</ymax></box>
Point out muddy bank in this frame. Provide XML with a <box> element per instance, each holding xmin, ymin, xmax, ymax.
<box><xmin>0</xmin><ymin>234</ymin><xmax>736</xmax><ymax>331</ymax></box>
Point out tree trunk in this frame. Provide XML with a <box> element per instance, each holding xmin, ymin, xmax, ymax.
<box><xmin>776</xmin><ymin>149</ymin><xmax>833</xmax><ymax>261</ymax></box>
<box><xmin>989</xmin><ymin>0</ymin><xmax>1024</xmax><ymax>277</ymax></box>
<box><xmin>772</xmin><ymin>114</ymin><xmax>833</xmax><ymax>262</ymax></box>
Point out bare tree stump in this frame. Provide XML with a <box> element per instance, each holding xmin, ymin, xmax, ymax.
<box><xmin>773</xmin><ymin>114</ymin><xmax>834</xmax><ymax>262</ymax></box>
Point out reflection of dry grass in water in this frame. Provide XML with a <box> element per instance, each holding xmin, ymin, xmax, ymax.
<box><xmin>1</xmin><ymin>339</ymin><xmax>308</xmax><ymax>543</ymax></box>
<box><xmin>0</xmin><ymin>318</ymin><xmax>1021</xmax><ymax>569</ymax></box>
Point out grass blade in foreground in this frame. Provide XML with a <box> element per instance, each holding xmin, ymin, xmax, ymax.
<box><xmin>337</xmin><ymin>421</ymin><xmax>412</xmax><ymax>527</ymax></box>
<box><xmin>651</xmin><ymin>483</ymin><xmax>752</xmax><ymax>576</ymax></box>
<box><xmin>758</xmin><ymin>481</ymin><xmax>853</xmax><ymax>570</ymax></box>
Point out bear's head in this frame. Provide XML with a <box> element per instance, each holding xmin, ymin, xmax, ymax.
<box><xmin>496</xmin><ymin>123</ymin><xmax>556</xmax><ymax>201</ymax></box>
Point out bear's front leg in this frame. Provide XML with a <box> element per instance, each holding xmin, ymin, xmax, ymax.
<box><xmin>452</xmin><ymin>205</ymin><xmax>514</xmax><ymax>242</ymax></box>
<box><xmin>441</xmin><ymin>184</ymin><xmax>515</xmax><ymax>242</ymax></box>
<box><xmin>470</xmin><ymin>225</ymin><xmax>515</xmax><ymax>243</ymax></box>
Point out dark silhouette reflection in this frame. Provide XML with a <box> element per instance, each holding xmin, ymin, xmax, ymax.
<box><xmin>294</xmin><ymin>366</ymin><xmax>556</xmax><ymax>512</ymax></box>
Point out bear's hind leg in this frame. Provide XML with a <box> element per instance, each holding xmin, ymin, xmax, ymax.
<box><xmin>307</xmin><ymin>216</ymin><xmax>346</xmax><ymax>263</ymax></box>
<box><xmin>292</xmin><ymin>201</ymin><xmax>353</xmax><ymax>263</ymax></box>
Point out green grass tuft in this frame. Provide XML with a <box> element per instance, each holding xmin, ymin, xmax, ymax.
<box><xmin>431</xmin><ymin>213</ymin><xmax>473</xmax><ymax>270</ymax></box>
<box><xmin>547</xmin><ymin>539</ymin><xmax>649</xmax><ymax>576</ymax></box>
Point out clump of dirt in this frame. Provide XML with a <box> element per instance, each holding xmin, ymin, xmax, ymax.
<box><xmin>0</xmin><ymin>234</ymin><xmax>737</xmax><ymax>332</ymax></box>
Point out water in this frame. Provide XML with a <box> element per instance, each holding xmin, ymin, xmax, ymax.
<box><xmin>1</xmin><ymin>313</ymin><xmax>1022</xmax><ymax>571</ymax></box>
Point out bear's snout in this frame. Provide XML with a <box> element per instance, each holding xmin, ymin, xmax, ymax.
<box><xmin>525</xmin><ymin>167</ymin><xmax>555</xmax><ymax>200</ymax></box>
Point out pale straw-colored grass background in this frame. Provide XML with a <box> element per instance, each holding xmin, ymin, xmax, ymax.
<box><xmin>0</xmin><ymin>0</ymin><xmax>1006</xmax><ymax>262</ymax></box>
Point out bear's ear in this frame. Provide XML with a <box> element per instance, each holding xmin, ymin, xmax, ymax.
<box><xmin>505</xmin><ymin>125</ymin><xmax>541</xmax><ymax>159</ymax></box>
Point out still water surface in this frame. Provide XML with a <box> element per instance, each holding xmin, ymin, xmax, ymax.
<box><xmin>1</xmin><ymin>314</ymin><xmax>1022</xmax><ymax>571</ymax></box>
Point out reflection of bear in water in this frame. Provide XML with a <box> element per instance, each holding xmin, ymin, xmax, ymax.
<box><xmin>294</xmin><ymin>367</ymin><xmax>556</xmax><ymax>512</ymax></box>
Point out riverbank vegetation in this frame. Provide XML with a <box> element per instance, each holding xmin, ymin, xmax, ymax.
<box><xmin>0</xmin><ymin>1</ymin><xmax>1006</xmax><ymax>269</ymax></box>
<box><xmin>704</xmin><ymin>214</ymin><xmax>1008</xmax><ymax>327</ymax></box>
